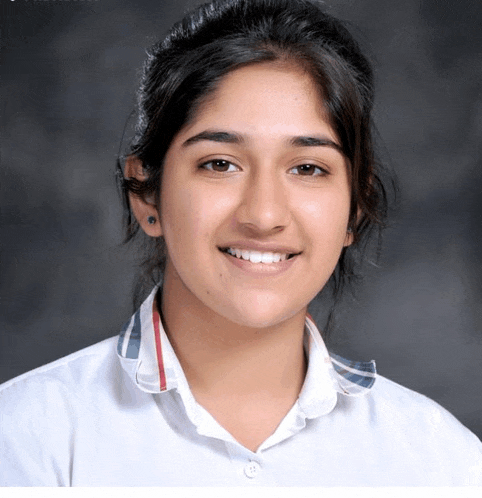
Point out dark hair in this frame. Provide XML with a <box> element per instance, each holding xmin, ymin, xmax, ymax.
<box><xmin>118</xmin><ymin>0</ymin><xmax>390</xmax><ymax>328</ymax></box>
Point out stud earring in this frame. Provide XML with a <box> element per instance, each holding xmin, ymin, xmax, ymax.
<box><xmin>347</xmin><ymin>227</ymin><xmax>353</xmax><ymax>233</ymax></box>
<box><xmin>147</xmin><ymin>216</ymin><xmax>156</xmax><ymax>225</ymax></box>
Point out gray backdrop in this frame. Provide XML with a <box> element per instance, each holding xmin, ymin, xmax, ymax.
<box><xmin>1</xmin><ymin>0</ymin><xmax>481</xmax><ymax>439</ymax></box>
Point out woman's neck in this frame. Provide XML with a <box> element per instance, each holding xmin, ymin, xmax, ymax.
<box><xmin>160</xmin><ymin>273</ymin><xmax>307</xmax><ymax>402</ymax></box>
<box><xmin>159</xmin><ymin>263</ymin><xmax>309</xmax><ymax>451</ymax></box>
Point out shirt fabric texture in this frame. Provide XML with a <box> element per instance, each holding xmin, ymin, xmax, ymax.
<box><xmin>1</xmin><ymin>286</ymin><xmax>481</xmax><ymax>486</ymax></box>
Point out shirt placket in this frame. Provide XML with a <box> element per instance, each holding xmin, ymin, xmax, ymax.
<box><xmin>224</xmin><ymin>440</ymin><xmax>278</xmax><ymax>486</ymax></box>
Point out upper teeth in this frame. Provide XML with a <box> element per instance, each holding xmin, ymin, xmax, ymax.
<box><xmin>226</xmin><ymin>248</ymin><xmax>290</xmax><ymax>264</ymax></box>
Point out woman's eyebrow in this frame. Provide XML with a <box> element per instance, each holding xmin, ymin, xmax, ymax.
<box><xmin>289</xmin><ymin>135</ymin><xmax>343</xmax><ymax>153</ymax></box>
<box><xmin>182</xmin><ymin>130</ymin><xmax>244</xmax><ymax>147</ymax></box>
<box><xmin>182</xmin><ymin>129</ymin><xmax>343</xmax><ymax>153</ymax></box>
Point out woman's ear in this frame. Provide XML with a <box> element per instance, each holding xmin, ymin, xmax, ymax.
<box><xmin>343</xmin><ymin>208</ymin><xmax>362</xmax><ymax>247</ymax></box>
<box><xmin>343</xmin><ymin>227</ymin><xmax>354</xmax><ymax>247</ymax></box>
<box><xmin>124</xmin><ymin>155</ymin><xmax>162</xmax><ymax>237</ymax></box>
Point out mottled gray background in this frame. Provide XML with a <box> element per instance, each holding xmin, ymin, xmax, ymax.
<box><xmin>1</xmin><ymin>0</ymin><xmax>481</xmax><ymax>439</ymax></box>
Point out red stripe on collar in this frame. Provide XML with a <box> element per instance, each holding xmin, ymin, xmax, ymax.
<box><xmin>152</xmin><ymin>302</ymin><xmax>167</xmax><ymax>392</ymax></box>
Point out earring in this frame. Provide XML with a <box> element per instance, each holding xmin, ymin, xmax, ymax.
<box><xmin>147</xmin><ymin>216</ymin><xmax>156</xmax><ymax>225</ymax></box>
<box><xmin>347</xmin><ymin>227</ymin><xmax>353</xmax><ymax>233</ymax></box>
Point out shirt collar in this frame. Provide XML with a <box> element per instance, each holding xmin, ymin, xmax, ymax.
<box><xmin>117</xmin><ymin>286</ymin><xmax>376</xmax><ymax>414</ymax></box>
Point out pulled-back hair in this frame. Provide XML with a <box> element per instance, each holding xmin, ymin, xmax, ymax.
<box><xmin>118</xmin><ymin>0</ymin><xmax>390</xmax><ymax>327</ymax></box>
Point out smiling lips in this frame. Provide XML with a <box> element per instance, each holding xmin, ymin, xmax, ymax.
<box><xmin>221</xmin><ymin>247</ymin><xmax>300</xmax><ymax>264</ymax></box>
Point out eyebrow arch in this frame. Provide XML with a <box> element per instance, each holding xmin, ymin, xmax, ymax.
<box><xmin>289</xmin><ymin>135</ymin><xmax>343</xmax><ymax>153</ymax></box>
<box><xmin>182</xmin><ymin>130</ymin><xmax>244</xmax><ymax>147</ymax></box>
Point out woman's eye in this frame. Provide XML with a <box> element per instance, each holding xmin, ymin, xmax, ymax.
<box><xmin>290</xmin><ymin>164</ymin><xmax>326</xmax><ymax>176</ymax></box>
<box><xmin>200</xmin><ymin>159</ymin><xmax>238</xmax><ymax>173</ymax></box>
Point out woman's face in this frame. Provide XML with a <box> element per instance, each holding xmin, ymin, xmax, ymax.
<box><xmin>159</xmin><ymin>63</ymin><xmax>352</xmax><ymax>329</ymax></box>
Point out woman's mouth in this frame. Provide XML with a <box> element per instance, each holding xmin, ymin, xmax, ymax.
<box><xmin>219</xmin><ymin>247</ymin><xmax>299</xmax><ymax>264</ymax></box>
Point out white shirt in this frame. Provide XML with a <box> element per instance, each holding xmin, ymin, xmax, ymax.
<box><xmin>1</xmin><ymin>287</ymin><xmax>481</xmax><ymax>486</ymax></box>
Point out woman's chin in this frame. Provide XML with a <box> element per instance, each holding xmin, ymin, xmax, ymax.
<box><xmin>215</xmin><ymin>295</ymin><xmax>306</xmax><ymax>331</ymax></box>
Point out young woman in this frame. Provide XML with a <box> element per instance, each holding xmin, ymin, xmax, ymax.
<box><xmin>1</xmin><ymin>0</ymin><xmax>481</xmax><ymax>486</ymax></box>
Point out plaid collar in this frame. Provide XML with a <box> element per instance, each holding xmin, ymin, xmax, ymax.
<box><xmin>117</xmin><ymin>287</ymin><xmax>376</xmax><ymax>408</ymax></box>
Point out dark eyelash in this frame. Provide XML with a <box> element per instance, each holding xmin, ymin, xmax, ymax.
<box><xmin>199</xmin><ymin>159</ymin><xmax>237</xmax><ymax>172</ymax></box>
<box><xmin>292</xmin><ymin>164</ymin><xmax>328</xmax><ymax>176</ymax></box>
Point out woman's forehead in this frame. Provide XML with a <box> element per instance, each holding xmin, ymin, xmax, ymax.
<box><xmin>174</xmin><ymin>63</ymin><xmax>338</xmax><ymax>148</ymax></box>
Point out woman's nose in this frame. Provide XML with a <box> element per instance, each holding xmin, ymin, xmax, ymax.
<box><xmin>235</xmin><ymin>169</ymin><xmax>291</xmax><ymax>234</ymax></box>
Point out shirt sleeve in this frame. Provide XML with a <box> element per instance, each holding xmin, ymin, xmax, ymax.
<box><xmin>0</xmin><ymin>374</ymin><xmax>75</xmax><ymax>486</ymax></box>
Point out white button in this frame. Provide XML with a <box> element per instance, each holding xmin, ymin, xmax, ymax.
<box><xmin>244</xmin><ymin>461</ymin><xmax>260</xmax><ymax>478</ymax></box>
